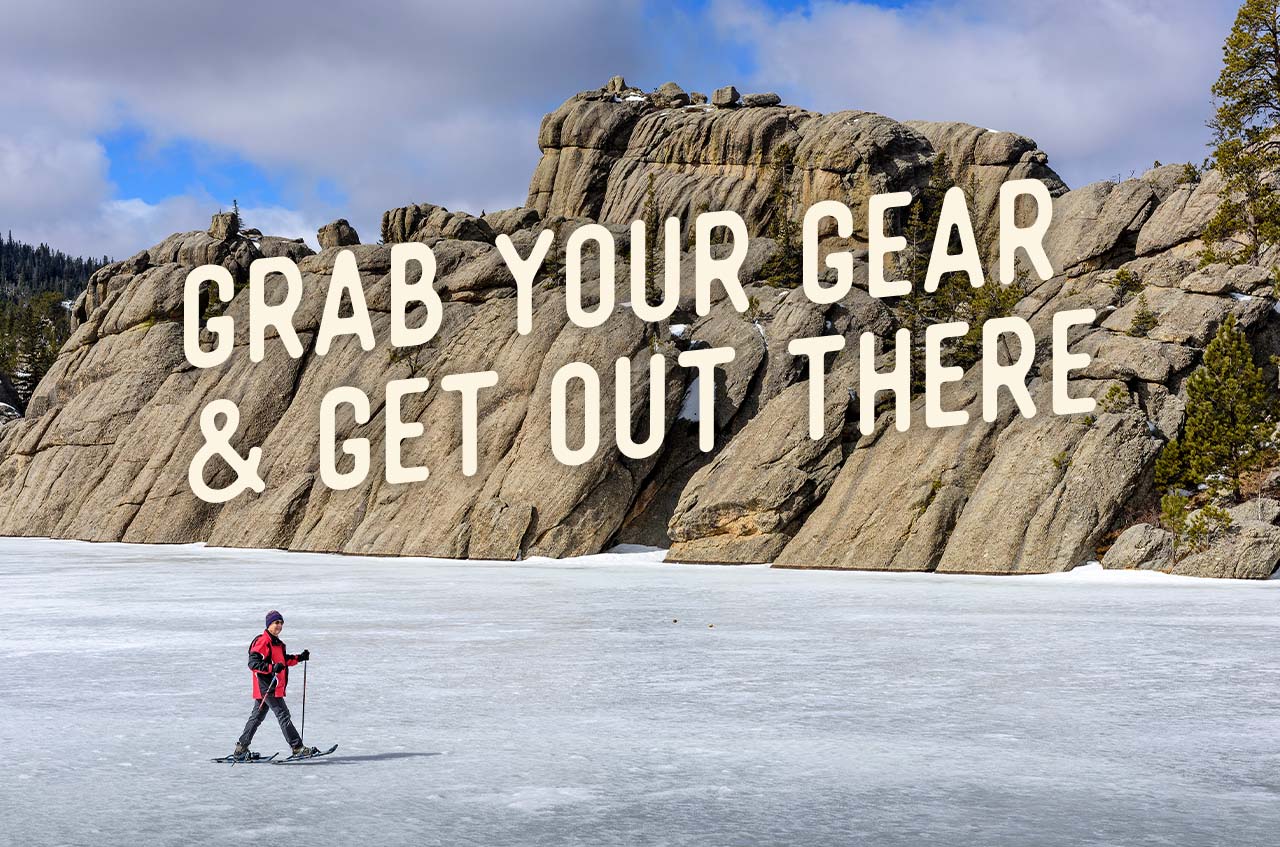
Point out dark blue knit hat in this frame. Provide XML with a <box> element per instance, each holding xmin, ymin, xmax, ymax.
<box><xmin>265</xmin><ymin>610</ymin><xmax>283</xmax><ymax>628</ymax></box>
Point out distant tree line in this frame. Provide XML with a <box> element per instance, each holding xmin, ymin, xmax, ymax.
<box><xmin>0</xmin><ymin>292</ymin><xmax>69</xmax><ymax>411</ymax></box>
<box><xmin>0</xmin><ymin>230</ymin><xmax>107</xmax><ymax>299</ymax></box>
<box><xmin>0</xmin><ymin>231</ymin><xmax>105</xmax><ymax>414</ymax></box>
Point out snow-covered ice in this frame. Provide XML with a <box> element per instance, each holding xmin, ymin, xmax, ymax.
<box><xmin>2</xmin><ymin>537</ymin><xmax>1280</xmax><ymax>846</ymax></box>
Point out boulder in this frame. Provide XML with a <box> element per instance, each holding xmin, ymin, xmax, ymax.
<box><xmin>381</xmin><ymin>203</ymin><xmax>495</xmax><ymax>245</ymax></box>
<box><xmin>741</xmin><ymin>92</ymin><xmax>781</xmax><ymax>107</ymax></box>
<box><xmin>653</xmin><ymin>82</ymin><xmax>690</xmax><ymax>109</ymax></box>
<box><xmin>1100</xmin><ymin>284</ymin><xmax>1268</xmax><ymax>346</ymax></box>
<box><xmin>1170</xmin><ymin>520</ymin><xmax>1280</xmax><ymax>579</ymax></box>
<box><xmin>712</xmin><ymin>85</ymin><xmax>740</xmax><ymax>107</ymax></box>
<box><xmin>1101</xmin><ymin>523</ymin><xmax>1174</xmax><ymax>570</ymax></box>
<box><xmin>1135</xmin><ymin>169</ymin><xmax>1225</xmax><ymax>256</ymax></box>
<box><xmin>1229</xmin><ymin>497</ymin><xmax>1280</xmax><ymax>526</ymax></box>
<box><xmin>1180</xmin><ymin>264</ymin><xmax>1233</xmax><ymax>294</ymax></box>
<box><xmin>561</xmin><ymin>106</ymin><xmax>935</xmax><ymax>242</ymax></box>
<box><xmin>1141</xmin><ymin>163</ymin><xmax>1193</xmax><ymax>202</ymax></box>
<box><xmin>973</xmin><ymin>130</ymin><xmax>1036</xmax><ymax>165</ymax></box>
<box><xmin>258</xmin><ymin>236</ymin><xmax>315</xmax><ymax>262</ymax></box>
<box><xmin>209</xmin><ymin>212</ymin><xmax>239</xmax><ymax>240</ymax></box>
<box><xmin>317</xmin><ymin>219</ymin><xmax>360</xmax><ymax>248</ymax></box>
<box><xmin>481</xmin><ymin>207</ymin><xmax>542</xmax><ymax>237</ymax></box>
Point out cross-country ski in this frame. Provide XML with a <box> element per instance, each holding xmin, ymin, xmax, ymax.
<box><xmin>273</xmin><ymin>744</ymin><xmax>339</xmax><ymax>763</ymax></box>
<box><xmin>209</xmin><ymin>752</ymin><xmax>279</xmax><ymax>764</ymax></box>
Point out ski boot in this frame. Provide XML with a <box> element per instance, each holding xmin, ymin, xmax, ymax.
<box><xmin>291</xmin><ymin>745</ymin><xmax>320</xmax><ymax>759</ymax></box>
<box><xmin>231</xmin><ymin>743</ymin><xmax>258</xmax><ymax>762</ymax></box>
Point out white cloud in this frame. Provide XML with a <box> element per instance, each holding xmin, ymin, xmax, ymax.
<box><xmin>0</xmin><ymin>0</ymin><xmax>1242</xmax><ymax>259</ymax></box>
<box><xmin>0</xmin><ymin>134</ymin><xmax>111</xmax><ymax>225</ymax></box>
<box><xmin>709</xmin><ymin>0</ymin><xmax>1237</xmax><ymax>188</ymax></box>
<box><xmin>0</xmin><ymin>0</ymin><xmax>654</xmax><ymax>257</ymax></box>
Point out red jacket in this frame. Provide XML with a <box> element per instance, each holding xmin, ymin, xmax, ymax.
<box><xmin>248</xmin><ymin>631</ymin><xmax>300</xmax><ymax>698</ymax></box>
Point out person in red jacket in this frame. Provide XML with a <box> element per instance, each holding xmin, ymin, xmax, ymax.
<box><xmin>230</xmin><ymin>610</ymin><xmax>317</xmax><ymax>760</ymax></box>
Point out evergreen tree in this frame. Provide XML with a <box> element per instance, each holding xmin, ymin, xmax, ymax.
<box><xmin>0</xmin><ymin>292</ymin><xmax>69</xmax><ymax>411</ymax></box>
<box><xmin>0</xmin><ymin>229</ymin><xmax>95</xmax><ymax>414</ymax></box>
<box><xmin>643</xmin><ymin>173</ymin><xmax>659</xmax><ymax>304</ymax></box>
<box><xmin>0</xmin><ymin>229</ymin><xmax>105</xmax><ymax>299</ymax></box>
<box><xmin>893</xmin><ymin>154</ymin><xmax>1023</xmax><ymax>384</ymax></box>
<box><xmin>1154</xmin><ymin>314</ymin><xmax>1273</xmax><ymax>500</ymax></box>
<box><xmin>1201</xmin><ymin>0</ymin><xmax>1280</xmax><ymax>264</ymax></box>
<box><xmin>758</xmin><ymin>143</ymin><xmax>802</xmax><ymax>287</ymax></box>
<box><xmin>897</xmin><ymin>152</ymin><xmax>956</xmax><ymax>331</ymax></box>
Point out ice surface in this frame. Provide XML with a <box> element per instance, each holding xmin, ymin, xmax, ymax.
<box><xmin>3</xmin><ymin>537</ymin><xmax>1280</xmax><ymax>846</ymax></box>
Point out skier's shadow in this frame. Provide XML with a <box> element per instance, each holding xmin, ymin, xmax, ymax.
<box><xmin>287</xmin><ymin>751</ymin><xmax>442</xmax><ymax>765</ymax></box>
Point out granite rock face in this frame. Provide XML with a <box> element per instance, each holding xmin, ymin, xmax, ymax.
<box><xmin>0</xmin><ymin>220</ymin><xmax>687</xmax><ymax>557</ymax></box>
<box><xmin>528</xmin><ymin>87</ymin><xmax>1067</xmax><ymax>245</ymax></box>
<box><xmin>1170</xmin><ymin>521</ymin><xmax>1280</xmax><ymax>579</ymax></box>
<box><xmin>1102</xmin><ymin>499</ymin><xmax>1280</xmax><ymax>579</ymax></box>
<box><xmin>382</xmin><ymin>203</ymin><xmax>496</xmax><ymax>245</ymax></box>
<box><xmin>3</xmin><ymin>78</ymin><xmax>1278</xmax><ymax>578</ymax></box>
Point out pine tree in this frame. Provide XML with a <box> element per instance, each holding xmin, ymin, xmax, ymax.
<box><xmin>758</xmin><ymin>143</ymin><xmax>802</xmax><ymax>287</ymax></box>
<box><xmin>0</xmin><ymin>291</ymin><xmax>71</xmax><ymax>412</ymax></box>
<box><xmin>897</xmin><ymin>153</ymin><xmax>969</xmax><ymax>334</ymax></box>
<box><xmin>1154</xmin><ymin>314</ymin><xmax>1273</xmax><ymax>500</ymax></box>
<box><xmin>892</xmin><ymin>154</ymin><xmax>1021</xmax><ymax>383</ymax></box>
<box><xmin>643</xmin><ymin>173</ymin><xmax>659</xmax><ymax>304</ymax></box>
<box><xmin>1201</xmin><ymin>0</ymin><xmax>1280</xmax><ymax>264</ymax></box>
<box><xmin>0</xmin><ymin>229</ymin><xmax>104</xmax><ymax>298</ymax></box>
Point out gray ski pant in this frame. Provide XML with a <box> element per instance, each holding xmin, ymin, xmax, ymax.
<box><xmin>237</xmin><ymin>694</ymin><xmax>302</xmax><ymax>750</ymax></box>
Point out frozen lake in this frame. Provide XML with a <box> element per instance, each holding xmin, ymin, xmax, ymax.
<box><xmin>2</xmin><ymin>538</ymin><xmax>1278</xmax><ymax>846</ymax></box>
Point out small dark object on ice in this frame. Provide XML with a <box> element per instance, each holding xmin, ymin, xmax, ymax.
<box><xmin>275</xmin><ymin>743</ymin><xmax>338</xmax><ymax>763</ymax></box>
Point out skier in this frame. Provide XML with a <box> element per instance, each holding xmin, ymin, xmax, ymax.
<box><xmin>229</xmin><ymin>610</ymin><xmax>319</xmax><ymax>761</ymax></box>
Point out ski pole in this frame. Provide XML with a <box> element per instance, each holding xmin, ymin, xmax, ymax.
<box><xmin>254</xmin><ymin>671</ymin><xmax>280</xmax><ymax>717</ymax></box>
<box><xmin>300</xmin><ymin>660</ymin><xmax>307</xmax><ymax>745</ymax></box>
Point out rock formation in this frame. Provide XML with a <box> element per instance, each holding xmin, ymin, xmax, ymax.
<box><xmin>1</xmin><ymin>78</ymin><xmax>1277</xmax><ymax>578</ymax></box>
<box><xmin>317</xmin><ymin>219</ymin><xmax>360</xmax><ymax>249</ymax></box>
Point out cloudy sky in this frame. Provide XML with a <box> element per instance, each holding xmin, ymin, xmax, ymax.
<box><xmin>0</xmin><ymin>0</ymin><xmax>1240</xmax><ymax>260</ymax></box>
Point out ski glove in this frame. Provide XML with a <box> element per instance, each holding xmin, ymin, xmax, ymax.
<box><xmin>272</xmin><ymin>661</ymin><xmax>286</xmax><ymax>673</ymax></box>
<box><xmin>297</xmin><ymin>650</ymin><xmax>310</xmax><ymax>662</ymax></box>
